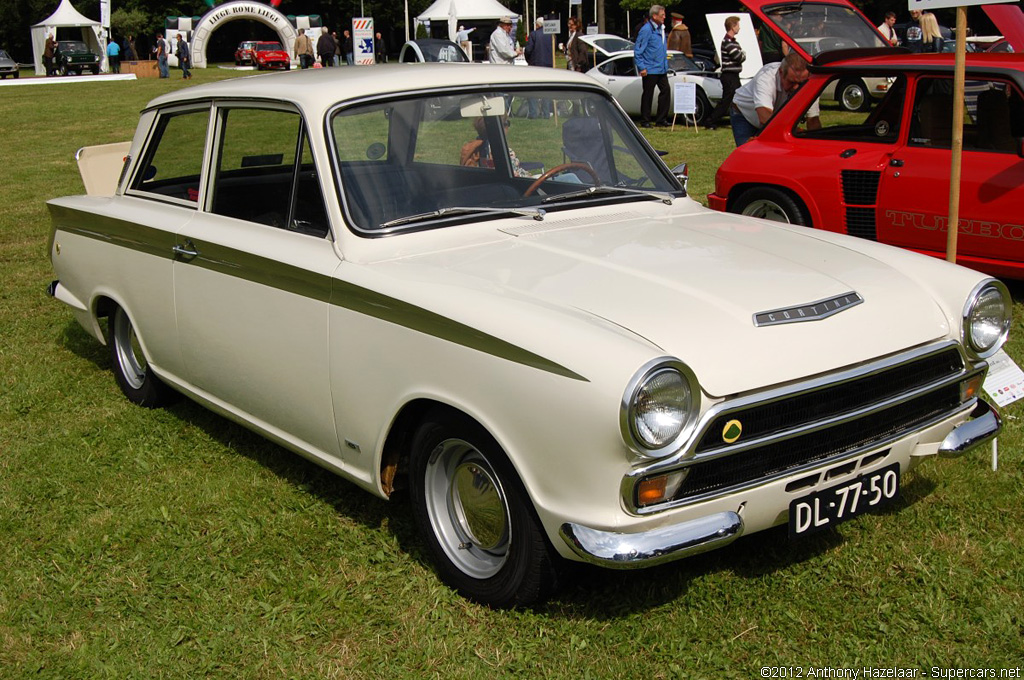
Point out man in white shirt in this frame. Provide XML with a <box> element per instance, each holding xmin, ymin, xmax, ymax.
<box><xmin>877</xmin><ymin>12</ymin><xmax>898</xmax><ymax>46</ymax></box>
<box><xmin>488</xmin><ymin>16</ymin><xmax>521</xmax><ymax>64</ymax></box>
<box><xmin>730</xmin><ymin>52</ymin><xmax>820</xmax><ymax>146</ymax></box>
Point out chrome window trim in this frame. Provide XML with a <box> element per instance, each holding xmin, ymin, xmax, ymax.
<box><xmin>961</xmin><ymin>278</ymin><xmax>1011</xmax><ymax>360</ymax></box>
<box><xmin>618</xmin><ymin>356</ymin><xmax>702</xmax><ymax>458</ymax></box>
<box><xmin>621</xmin><ymin>341</ymin><xmax>979</xmax><ymax>514</ymax></box>
<box><xmin>124</xmin><ymin>103</ymin><xmax>216</xmax><ymax>208</ymax></box>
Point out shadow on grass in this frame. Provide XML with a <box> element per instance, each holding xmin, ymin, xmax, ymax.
<box><xmin>59</xmin><ymin>317</ymin><xmax>109</xmax><ymax>368</ymax></box>
<box><xmin>55</xmin><ymin>316</ymin><xmax>954</xmax><ymax>617</ymax></box>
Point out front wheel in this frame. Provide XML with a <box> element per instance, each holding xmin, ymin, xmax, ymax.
<box><xmin>410</xmin><ymin>410</ymin><xmax>563</xmax><ymax>607</ymax></box>
<box><xmin>693</xmin><ymin>88</ymin><xmax>712</xmax><ymax>126</ymax></box>
<box><xmin>732</xmin><ymin>186</ymin><xmax>809</xmax><ymax>225</ymax></box>
<box><xmin>109</xmin><ymin>305</ymin><xmax>175</xmax><ymax>408</ymax></box>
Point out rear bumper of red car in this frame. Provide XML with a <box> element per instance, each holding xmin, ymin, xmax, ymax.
<box><xmin>707</xmin><ymin>193</ymin><xmax>728</xmax><ymax>212</ymax></box>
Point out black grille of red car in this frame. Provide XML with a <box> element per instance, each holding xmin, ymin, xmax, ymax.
<box><xmin>841</xmin><ymin>170</ymin><xmax>881</xmax><ymax>241</ymax></box>
<box><xmin>661</xmin><ymin>345</ymin><xmax>967</xmax><ymax>504</ymax></box>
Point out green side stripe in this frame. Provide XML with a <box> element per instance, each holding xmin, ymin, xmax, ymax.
<box><xmin>331</xmin><ymin>280</ymin><xmax>588</xmax><ymax>382</ymax></box>
<box><xmin>51</xmin><ymin>206</ymin><xmax>587</xmax><ymax>382</ymax></box>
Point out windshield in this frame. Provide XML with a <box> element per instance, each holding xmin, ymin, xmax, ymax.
<box><xmin>330</xmin><ymin>87</ymin><xmax>682</xmax><ymax>234</ymax></box>
<box><xmin>59</xmin><ymin>41</ymin><xmax>89</xmax><ymax>52</ymax></box>
<box><xmin>419</xmin><ymin>41</ymin><xmax>469</xmax><ymax>62</ymax></box>
<box><xmin>258</xmin><ymin>43</ymin><xmax>284</xmax><ymax>52</ymax></box>
<box><xmin>667</xmin><ymin>53</ymin><xmax>700</xmax><ymax>72</ymax></box>
<box><xmin>763</xmin><ymin>2</ymin><xmax>886</xmax><ymax>55</ymax></box>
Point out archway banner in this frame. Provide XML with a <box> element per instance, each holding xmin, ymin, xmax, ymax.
<box><xmin>191</xmin><ymin>0</ymin><xmax>298</xmax><ymax>68</ymax></box>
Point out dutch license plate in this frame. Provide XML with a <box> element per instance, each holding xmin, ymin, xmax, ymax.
<box><xmin>789</xmin><ymin>463</ymin><xmax>900</xmax><ymax>538</ymax></box>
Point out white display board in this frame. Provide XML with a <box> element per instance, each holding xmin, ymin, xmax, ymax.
<box><xmin>984</xmin><ymin>348</ymin><xmax>1024</xmax><ymax>408</ymax></box>
<box><xmin>706</xmin><ymin>12</ymin><xmax>763</xmax><ymax>82</ymax></box>
<box><xmin>543</xmin><ymin>19</ymin><xmax>560</xmax><ymax>35</ymax></box>
<box><xmin>353</xmin><ymin>17</ymin><xmax>374</xmax><ymax>65</ymax></box>
<box><xmin>673</xmin><ymin>81</ymin><xmax>696</xmax><ymax>114</ymax></box>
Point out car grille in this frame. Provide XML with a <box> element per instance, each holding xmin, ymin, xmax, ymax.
<box><xmin>841</xmin><ymin>170</ymin><xmax>881</xmax><ymax>241</ymax></box>
<box><xmin>645</xmin><ymin>345</ymin><xmax>969</xmax><ymax>508</ymax></box>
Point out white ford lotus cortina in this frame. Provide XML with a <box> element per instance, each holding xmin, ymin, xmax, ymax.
<box><xmin>47</xmin><ymin>64</ymin><xmax>1010</xmax><ymax>607</ymax></box>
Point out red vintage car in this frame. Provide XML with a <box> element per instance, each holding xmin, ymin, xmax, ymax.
<box><xmin>234</xmin><ymin>40</ymin><xmax>256</xmax><ymax>66</ymax></box>
<box><xmin>252</xmin><ymin>41</ymin><xmax>290</xmax><ymax>70</ymax></box>
<box><xmin>709</xmin><ymin>1</ymin><xmax>1024</xmax><ymax>279</ymax></box>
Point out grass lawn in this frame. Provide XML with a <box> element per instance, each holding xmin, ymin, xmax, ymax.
<box><xmin>1</xmin><ymin>66</ymin><xmax>1022</xmax><ymax>678</ymax></box>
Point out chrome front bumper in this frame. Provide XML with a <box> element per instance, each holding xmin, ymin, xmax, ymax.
<box><xmin>559</xmin><ymin>511</ymin><xmax>744</xmax><ymax>569</ymax></box>
<box><xmin>938</xmin><ymin>399</ymin><xmax>1001</xmax><ymax>457</ymax></box>
<box><xmin>560</xmin><ymin>399</ymin><xmax>1000</xmax><ymax>568</ymax></box>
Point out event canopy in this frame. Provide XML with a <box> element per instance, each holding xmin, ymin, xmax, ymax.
<box><xmin>31</xmin><ymin>0</ymin><xmax>106</xmax><ymax>75</ymax></box>
<box><xmin>415</xmin><ymin>0</ymin><xmax>518</xmax><ymax>42</ymax></box>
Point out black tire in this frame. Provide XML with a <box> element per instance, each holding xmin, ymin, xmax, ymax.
<box><xmin>837</xmin><ymin>78</ymin><xmax>871</xmax><ymax>112</ymax></box>
<box><xmin>109</xmin><ymin>305</ymin><xmax>175</xmax><ymax>408</ymax></box>
<box><xmin>732</xmin><ymin>186</ymin><xmax>809</xmax><ymax>225</ymax></box>
<box><xmin>90</xmin><ymin>67</ymin><xmax>99</xmax><ymax>75</ymax></box>
<box><xmin>409</xmin><ymin>409</ymin><xmax>563</xmax><ymax>607</ymax></box>
<box><xmin>693</xmin><ymin>88</ymin><xmax>712</xmax><ymax>126</ymax></box>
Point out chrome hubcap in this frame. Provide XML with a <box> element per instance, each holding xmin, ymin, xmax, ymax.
<box><xmin>113</xmin><ymin>309</ymin><xmax>147</xmax><ymax>390</ymax></box>
<box><xmin>424</xmin><ymin>439</ymin><xmax>510</xmax><ymax>578</ymax></box>
<box><xmin>842</xmin><ymin>84</ymin><xmax>865</xmax><ymax>111</ymax></box>
<box><xmin>741</xmin><ymin>199</ymin><xmax>792</xmax><ymax>223</ymax></box>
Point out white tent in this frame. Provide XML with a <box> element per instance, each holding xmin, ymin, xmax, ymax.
<box><xmin>31</xmin><ymin>0</ymin><xmax>106</xmax><ymax>76</ymax></box>
<box><xmin>415</xmin><ymin>0</ymin><xmax>518</xmax><ymax>42</ymax></box>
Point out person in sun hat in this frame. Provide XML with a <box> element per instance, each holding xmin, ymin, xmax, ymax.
<box><xmin>488</xmin><ymin>16</ymin><xmax>522</xmax><ymax>64</ymax></box>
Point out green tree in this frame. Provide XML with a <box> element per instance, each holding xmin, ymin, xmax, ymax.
<box><xmin>111</xmin><ymin>8</ymin><xmax>151</xmax><ymax>42</ymax></box>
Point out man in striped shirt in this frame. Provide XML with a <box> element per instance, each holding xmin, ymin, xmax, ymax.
<box><xmin>705</xmin><ymin>16</ymin><xmax>746</xmax><ymax>130</ymax></box>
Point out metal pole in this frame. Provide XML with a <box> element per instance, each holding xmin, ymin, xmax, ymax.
<box><xmin>405</xmin><ymin>0</ymin><xmax>410</xmax><ymax>42</ymax></box>
<box><xmin>945</xmin><ymin>6</ymin><xmax>967</xmax><ymax>264</ymax></box>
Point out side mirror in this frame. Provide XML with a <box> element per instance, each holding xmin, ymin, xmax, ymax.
<box><xmin>670</xmin><ymin>162</ymin><xmax>688</xmax><ymax>194</ymax></box>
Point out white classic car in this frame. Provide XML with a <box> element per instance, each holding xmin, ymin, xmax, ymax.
<box><xmin>586</xmin><ymin>51</ymin><xmax>724</xmax><ymax>125</ymax></box>
<box><xmin>48</xmin><ymin>65</ymin><xmax>1009</xmax><ymax>607</ymax></box>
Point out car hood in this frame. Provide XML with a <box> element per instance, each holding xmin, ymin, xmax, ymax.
<box><xmin>394</xmin><ymin>202</ymin><xmax>951</xmax><ymax>397</ymax></box>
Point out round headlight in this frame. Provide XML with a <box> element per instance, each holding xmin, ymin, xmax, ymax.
<box><xmin>622</xmin><ymin>361</ymin><xmax>698</xmax><ymax>455</ymax></box>
<box><xmin>963</xmin><ymin>280</ymin><xmax>1011</xmax><ymax>359</ymax></box>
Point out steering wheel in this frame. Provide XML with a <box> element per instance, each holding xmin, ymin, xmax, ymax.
<box><xmin>523</xmin><ymin>162</ymin><xmax>602</xmax><ymax>197</ymax></box>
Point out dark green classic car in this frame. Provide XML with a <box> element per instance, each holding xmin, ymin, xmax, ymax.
<box><xmin>57</xmin><ymin>40</ymin><xmax>100</xmax><ymax>75</ymax></box>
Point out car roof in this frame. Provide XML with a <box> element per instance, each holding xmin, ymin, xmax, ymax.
<box><xmin>144</xmin><ymin>63</ymin><xmax>602</xmax><ymax>114</ymax></box>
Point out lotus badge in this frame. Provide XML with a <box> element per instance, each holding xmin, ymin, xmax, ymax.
<box><xmin>722</xmin><ymin>419</ymin><xmax>742</xmax><ymax>444</ymax></box>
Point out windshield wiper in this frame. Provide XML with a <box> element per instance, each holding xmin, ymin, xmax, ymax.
<box><xmin>379</xmin><ymin>205</ymin><xmax>546</xmax><ymax>230</ymax></box>
<box><xmin>541</xmin><ymin>185</ymin><xmax>674</xmax><ymax>205</ymax></box>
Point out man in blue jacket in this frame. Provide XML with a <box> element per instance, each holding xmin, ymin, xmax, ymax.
<box><xmin>635</xmin><ymin>4</ymin><xmax>670</xmax><ymax>128</ymax></box>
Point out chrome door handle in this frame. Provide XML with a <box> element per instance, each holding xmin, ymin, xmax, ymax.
<box><xmin>172</xmin><ymin>241</ymin><xmax>199</xmax><ymax>259</ymax></box>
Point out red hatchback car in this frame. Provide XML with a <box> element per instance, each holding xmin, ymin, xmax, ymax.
<box><xmin>709</xmin><ymin>1</ymin><xmax>1024</xmax><ymax>279</ymax></box>
<box><xmin>252</xmin><ymin>41</ymin><xmax>290</xmax><ymax>70</ymax></box>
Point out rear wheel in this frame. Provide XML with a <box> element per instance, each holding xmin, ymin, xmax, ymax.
<box><xmin>410</xmin><ymin>409</ymin><xmax>562</xmax><ymax>607</ymax></box>
<box><xmin>109</xmin><ymin>305</ymin><xmax>175</xmax><ymax>408</ymax></box>
<box><xmin>837</xmin><ymin>78</ymin><xmax>870</xmax><ymax>112</ymax></box>
<box><xmin>732</xmin><ymin>186</ymin><xmax>809</xmax><ymax>225</ymax></box>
